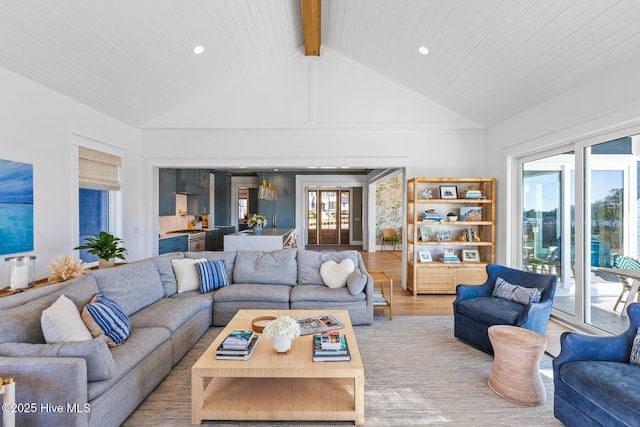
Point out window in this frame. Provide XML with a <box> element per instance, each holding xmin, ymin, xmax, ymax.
<box><xmin>518</xmin><ymin>136</ymin><xmax>638</xmax><ymax>334</ymax></box>
<box><xmin>78</xmin><ymin>147</ymin><xmax>121</xmax><ymax>263</ymax></box>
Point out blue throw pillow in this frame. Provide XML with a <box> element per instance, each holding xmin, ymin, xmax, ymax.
<box><xmin>81</xmin><ymin>293</ymin><xmax>130</xmax><ymax>347</ymax></box>
<box><xmin>196</xmin><ymin>260</ymin><xmax>230</xmax><ymax>293</ymax></box>
<box><xmin>492</xmin><ymin>277</ymin><xmax>543</xmax><ymax>305</ymax></box>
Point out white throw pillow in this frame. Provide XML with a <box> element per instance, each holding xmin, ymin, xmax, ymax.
<box><xmin>320</xmin><ymin>259</ymin><xmax>355</xmax><ymax>288</ymax></box>
<box><xmin>171</xmin><ymin>258</ymin><xmax>207</xmax><ymax>293</ymax></box>
<box><xmin>41</xmin><ymin>295</ymin><xmax>92</xmax><ymax>343</ymax></box>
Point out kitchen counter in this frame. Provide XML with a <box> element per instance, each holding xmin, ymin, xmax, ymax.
<box><xmin>224</xmin><ymin>228</ymin><xmax>293</xmax><ymax>252</ymax></box>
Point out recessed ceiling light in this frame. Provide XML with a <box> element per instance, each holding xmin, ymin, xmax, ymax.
<box><xmin>193</xmin><ymin>45</ymin><xmax>205</xmax><ymax>55</ymax></box>
<box><xmin>418</xmin><ymin>46</ymin><xmax>429</xmax><ymax>55</ymax></box>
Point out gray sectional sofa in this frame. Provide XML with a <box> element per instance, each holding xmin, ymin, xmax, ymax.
<box><xmin>0</xmin><ymin>249</ymin><xmax>373</xmax><ymax>427</ymax></box>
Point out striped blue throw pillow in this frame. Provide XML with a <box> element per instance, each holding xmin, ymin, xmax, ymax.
<box><xmin>631</xmin><ymin>327</ymin><xmax>640</xmax><ymax>365</ymax></box>
<box><xmin>83</xmin><ymin>293</ymin><xmax>130</xmax><ymax>347</ymax></box>
<box><xmin>196</xmin><ymin>260</ymin><xmax>230</xmax><ymax>293</ymax></box>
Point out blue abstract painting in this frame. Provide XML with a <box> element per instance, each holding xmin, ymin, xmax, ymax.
<box><xmin>0</xmin><ymin>159</ymin><xmax>34</xmax><ymax>255</ymax></box>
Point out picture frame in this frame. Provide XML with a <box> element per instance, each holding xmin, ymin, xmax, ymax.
<box><xmin>439</xmin><ymin>185</ymin><xmax>458</xmax><ymax>199</ymax></box>
<box><xmin>459</xmin><ymin>206</ymin><xmax>482</xmax><ymax>221</ymax></box>
<box><xmin>437</xmin><ymin>230</ymin><xmax>451</xmax><ymax>241</ymax></box>
<box><xmin>443</xmin><ymin>247</ymin><xmax>456</xmax><ymax>258</ymax></box>
<box><xmin>418</xmin><ymin>251</ymin><xmax>432</xmax><ymax>262</ymax></box>
<box><xmin>462</xmin><ymin>249</ymin><xmax>480</xmax><ymax>262</ymax></box>
<box><xmin>419</xmin><ymin>226</ymin><xmax>432</xmax><ymax>241</ymax></box>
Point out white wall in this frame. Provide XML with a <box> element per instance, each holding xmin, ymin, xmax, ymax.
<box><xmin>486</xmin><ymin>56</ymin><xmax>640</xmax><ymax>264</ymax></box>
<box><xmin>142</xmin><ymin>49</ymin><xmax>486</xmax><ymax>249</ymax></box>
<box><xmin>0</xmin><ymin>66</ymin><xmax>141</xmax><ymax>281</ymax></box>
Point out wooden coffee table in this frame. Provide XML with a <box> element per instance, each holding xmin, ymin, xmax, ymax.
<box><xmin>191</xmin><ymin>309</ymin><xmax>365</xmax><ymax>425</ymax></box>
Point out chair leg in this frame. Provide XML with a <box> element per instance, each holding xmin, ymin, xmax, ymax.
<box><xmin>614</xmin><ymin>286</ymin><xmax>629</xmax><ymax>312</ymax></box>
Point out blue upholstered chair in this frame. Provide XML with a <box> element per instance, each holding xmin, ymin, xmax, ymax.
<box><xmin>453</xmin><ymin>264</ymin><xmax>557</xmax><ymax>354</ymax></box>
<box><xmin>553</xmin><ymin>303</ymin><xmax>640</xmax><ymax>426</ymax></box>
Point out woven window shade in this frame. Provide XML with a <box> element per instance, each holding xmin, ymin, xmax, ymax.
<box><xmin>79</xmin><ymin>146</ymin><xmax>121</xmax><ymax>191</ymax></box>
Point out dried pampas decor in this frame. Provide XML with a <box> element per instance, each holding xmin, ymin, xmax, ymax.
<box><xmin>47</xmin><ymin>255</ymin><xmax>90</xmax><ymax>283</ymax></box>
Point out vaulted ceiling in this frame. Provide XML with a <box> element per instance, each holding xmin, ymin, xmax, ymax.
<box><xmin>1</xmin><ymin>0</ymin><xmax>640</xmax><ymax>128</ymax></box>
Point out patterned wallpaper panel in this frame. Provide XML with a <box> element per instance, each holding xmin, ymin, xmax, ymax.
<box><xmin>376</xmin><ymin>174</ymin><xmax>403</xmax><ymax>243</ymax></box>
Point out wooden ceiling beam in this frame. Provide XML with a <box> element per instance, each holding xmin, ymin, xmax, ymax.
<box><xmin>300</xmin><ymin>0</ymin><xmax>321</xmax><ymax>56</ymax></box>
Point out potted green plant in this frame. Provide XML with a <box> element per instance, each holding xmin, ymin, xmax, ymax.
<box><xmin>447</xmin><ymin>212</ymin><xmax>458</xmax><ymax>222</ymax></box>
<box><xmin>74</xmin><ymin>231</ymin><xmax>127</xmax><ymax>268</ymax></box>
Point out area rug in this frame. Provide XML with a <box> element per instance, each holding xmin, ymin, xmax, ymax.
<box><xmin>123</xmin><ymin>315</ymin><xmax>562</xmax><ymax>426</ymax></box>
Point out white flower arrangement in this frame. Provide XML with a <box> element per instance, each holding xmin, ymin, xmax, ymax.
<box><xmin>262</xmin><ymin>315</ymin><xmax>301</xmax><ymax>340</ymax></box>
<box><xmin>247</xmin><ymin>214</ymin><xmax>267</xmax><ymax>228</ymax></box>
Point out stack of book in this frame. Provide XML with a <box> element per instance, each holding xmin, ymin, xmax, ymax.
<box><xmin>373</xmin><ymin>289</ymin><xmax>388</xmax><ymax>306</ymax></box>
<box><xmin>464</xmin><ymin>189</ymin><xmax>484</xmax><ymax>199</ymax></box>
<box><xmin>440</xmin><ymin>254</ymin><xmax>461</xmax><ymax>263</ymax></box>
<box><xmin>216</xmin><ymin>330</ymin><xmax>259</xmax><ymax>360</ymax></box>
<box><xmin>312</xmin><ymin>332</ymin><xmax>351</xmax><ymax>362</ymax></box>
<box><xmin>422</xmin><ymin>209</ymin><xmax>442</xmax><ymax>222</ymax></box>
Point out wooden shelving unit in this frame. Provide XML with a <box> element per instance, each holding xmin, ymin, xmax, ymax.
<box><xmin>406</xmin><ymin>177</ymin><xmax>496</xmax><ymax>296</ymax></box>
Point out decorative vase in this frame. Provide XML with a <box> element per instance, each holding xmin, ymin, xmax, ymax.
<box><xmin>272</xmin><ymin>336</ymin><xmax>292</xmax><ymax>353</ymax></box>
<box><xmin>253</xmin><ymin>226</ymin><xmax>263</xmax><ymax>235</ymax></box>
<box><xmin>98</xmin><ymin>258</ymin><xmax>115</xmax><ymax>269</ymax></box>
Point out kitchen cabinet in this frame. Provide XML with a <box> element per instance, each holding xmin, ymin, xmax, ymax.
<box><xmin>159</xmin><ymin>234</ymin><xmax>188</xmax><ymax>254</ymax></box>
<box><xmin>159</xmin><ymin>168</ymin><xmax>177</xmax><ymax>216</ymax></box>
<box><xmin>214</xmin><ymin>171</ymin><xmax>232</xmax><ymax>226</ymax></box>
<box><xmin>257</xmin><ymin>173</ymin><xmax>295</xmax><ymax>229</ymax></box>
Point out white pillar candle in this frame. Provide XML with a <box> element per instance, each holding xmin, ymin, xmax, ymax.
<box><xmin>10</xmin><ymin>264</ymin><xmax>29</xmax><ymax>289</ymax></box>
<box><xmin>2</xmin><ymin>377</ymin><xmax>16</xmax><ymax>427</ymax></box>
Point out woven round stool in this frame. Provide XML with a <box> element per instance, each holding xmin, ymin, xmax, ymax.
<box><xmin>487</xmin><ymin>325</ymin><xmax>547</xmax><ymax>406</ymax></box>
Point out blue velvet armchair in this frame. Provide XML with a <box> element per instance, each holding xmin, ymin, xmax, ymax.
<box><xmin>553</xmin><ymin>303</ymin><xmax>640</xmax><ymax>426</ymax></box>
<box><xmin>453</xmin><ymin>264</ymin><xmax>557</xmax><ymax>354</ymax></box>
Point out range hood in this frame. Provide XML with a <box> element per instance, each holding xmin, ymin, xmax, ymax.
<box><xmin>176</xmin><ymin>181</ymin><xmax>202</xmax><ymax>195</ymax></box>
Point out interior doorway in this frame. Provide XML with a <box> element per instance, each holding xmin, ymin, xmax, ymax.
<box><xmin>307</xmin><ymin>190</ymin><xmax>350</xmax><ymax>245</ymax></box>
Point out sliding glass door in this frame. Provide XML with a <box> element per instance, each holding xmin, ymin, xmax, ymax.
<box><xmin>519</xmin><ymin>136</ymin><xmax>638</xmax><ymax>334</ymax></box>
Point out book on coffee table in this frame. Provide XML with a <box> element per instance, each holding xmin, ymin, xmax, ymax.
<box><xmin>296</xmin><ymin>313</ymin><xmax>344</xmax><ymax>335</ymax></box>
<box><xmin>216</xmin><ymin>334</ymin><xmax>259</xmax><ymax>360</ymax></box>
<box><xmin>312</xmin><ymin>334</ymin><xmax>351</xmax><ymax>362</ymax></box>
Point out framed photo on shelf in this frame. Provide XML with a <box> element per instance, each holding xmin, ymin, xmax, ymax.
<box><xmin>418</xmin><ymin>251</ymin><xmax>432</xmax><ymax>262</ymax></box>
<box><xmin>459</xmin><ymin>206</ymin><xmax>482</xmax><ymax>221</ymax></box>
<box><xmin>443</xmin><ymin>247</ymin><xmax>456</xmax><ymax>258</ymax></box>
<box><xmin>439</xmin><ymin>185</ymin><xmax>458</xmax><ymax>199</ymax></box>
<box><xmin>462</xmin><ymin>249</ymin><xmax>480</xmax><ymax>262</ymax></box>
<box><xmin>419</xmin><ymin>226</ymin><xmax>432</xmax><ymax>241</ymax></box>
<box><xmin>437</xmin><ymin>230</ymin><xmax>451</xmax><ymax>241</ymax></box>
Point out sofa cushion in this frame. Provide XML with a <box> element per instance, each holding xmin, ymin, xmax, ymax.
<box><xmin>212</xmin><ymin>283</ymin><xmax>291</xmax><ymax>303</ymax></box>
<box><xmin>233</xmin><ymin>250</ymin><xmax>298</xmax><ymax>286</ymax></box>
<box><xmin>0</xmin><ymin>275</ymin><xmax>99</xmax><ymax>344</ymax></box>
<box><xmin>41</xmin><ymin>295</ymin><xmax>92</xmax><ymax>343</ymax></box>
<box><xmin>320</xmin><ymin>259</ymin><xmax>355</xmax><ymax>288</ymax></box>
<box><xmin>196</xmin><ymin>260</ymin><xmax>230</xmax><ymax>292</ymax></box>
<box><xmin>171</xmin><ymin>258</ymin><xmax>206</xmax><ymax>293</ymax></box>
<box><xmin>297</xmin><ymin>250</ymin><xmax>359</xmax><ymax>285</ymax></box>
<box><xmin>0</xmin><ymin>338</ymin><xmax>116</xmax><ymax>382</ymax></box>
<box><xmin>82</xmin><ymin>293</ymin><xmax>130</xmax><ymax>347</ymax></box>
<box><xmin>347</xmin><ymin>270</ymin><xmax>368</xmax><ymax>295</ymax></box>
<box><xmin>129</xmin><ymin>296</ymin><xmax>212</xmax><ymax>333</ymax></box>
<box><xmin>87</xmin><ymin>326</ymin><xmax>171</xmax><ymax>401</ymax></box>
<box><xmin>90</xmin><ymin>259</ymin><xmax>164</xmax><ymax>316</ymax></box>
<box><xmin>186</xmin><ymin>251</ymin><xmax>237</xmax><ymax>279</ymax></box>
<box><xmin>150</xmin><ymin>252</ymin><xmax>185</xmax><ymax>297</ymax></box>
<box><xmin>455</xmin><ymin>296</ymin><xmax>524</xmax><ymax>325</ymax></box>
<box><xmin>560</xmin><ymin>360</ymin><xmax>640</xmax><ymax>425</ymax></box>
<box><xmin>492</xmin><ymin>277</ymin><xmax>543</xmax><ymax>305</ymax></box>
<box><xmin>290</xmin><ymin>284</ymin><xmax>366</xmax><ymax>303</ymax></box>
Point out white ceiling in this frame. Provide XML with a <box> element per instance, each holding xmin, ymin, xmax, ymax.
<box><xmin>1</xmin><ymin>0</ymin><xmax>640</xmax><ymax>128</ymax></box>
